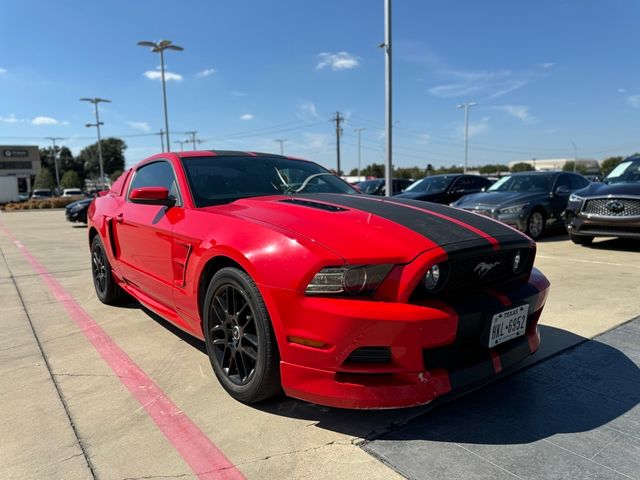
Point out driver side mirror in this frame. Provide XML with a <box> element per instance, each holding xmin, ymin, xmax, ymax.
<box><xmin>554</xmin><ymin>185</ymin><xmax>571</xmax><ymax>196</ymax></box>
<box><xmin>130</xmin><ymin>187</ymin><xmax>176</xmax><ymax>206</ymax></box>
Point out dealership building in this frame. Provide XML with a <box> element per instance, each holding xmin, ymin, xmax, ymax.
<box><xmin>508</xmin><ymin>158</ymin><xmax>600</xmax><ymax>174</ymax></box>
<box><xmin>0</xmin><ymin>146</ymin><xmax>41</xmax><ymax>195</ymax></box>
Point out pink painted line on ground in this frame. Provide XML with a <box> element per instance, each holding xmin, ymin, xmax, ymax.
<box><xmin>0</xmin><ymin>223</ymin><xmax>244</xmax><ymax>480</ymax></box>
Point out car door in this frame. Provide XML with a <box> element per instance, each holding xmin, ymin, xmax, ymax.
<box><xmin>549</xmin><ymin>174</ymin><xmax>572</xmax><ymax>225</ymax></box>
<box><xmin>113</xmin><ymin>160</ymin><xmax>184</xmax><ymax>308</ymax></box>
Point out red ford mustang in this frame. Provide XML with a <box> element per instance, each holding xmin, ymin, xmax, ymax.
<box><xmin>88</xmin><ymin>150</ymin><xmax>550</xmax><ymax>409</ymax></box>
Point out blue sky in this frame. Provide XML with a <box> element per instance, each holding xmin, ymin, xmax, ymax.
<box><xmin>1</xmin><ymin>0</ymin><xmax>640</xmax><ymax>172</ymax></box>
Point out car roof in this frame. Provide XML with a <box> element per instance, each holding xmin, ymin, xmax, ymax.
<box><xmin>178</xmin><ymin>150</ymin><xmax>290</xmax><ymax>159</ymax></box>
<box><xmin>510</xmin><ymin>171</ymin><xmax>562</xmax><ymax>176</ymax></box>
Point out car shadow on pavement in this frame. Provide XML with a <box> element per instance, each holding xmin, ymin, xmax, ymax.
<box><xmin>586</xmin><ymin>237</ymin><xmax>640</xmax><ymax>251</ymax></box>
<box><xmin>135</xmin><ymin>301</ymin><xmax>640</xmax><ymax>444</ymax></box>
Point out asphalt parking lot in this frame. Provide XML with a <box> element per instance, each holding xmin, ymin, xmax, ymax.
<box><xmin>1</xmin><ymin>209</ymin><xmax>639</xmax><ymax>480</ymax></box>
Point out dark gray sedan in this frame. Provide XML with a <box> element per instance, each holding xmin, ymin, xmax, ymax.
<box><xmin>452</xmin><ymin>171</ymin><xmax>590</xmax><ymax>239</ymax></box>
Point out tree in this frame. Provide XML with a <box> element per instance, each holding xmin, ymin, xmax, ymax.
<box><xmin>40</xmin><ymin>145</ymin><xmax>85</xmax><ymax>182</ymax></box>
<box><xmin>110</xmin><ymin>170</ymin><xmax>124</xmax><ymax>182</ymax></box>
<box><xmin>601</xmin><ymin>156</ymin><xmax>624</xmax><ymax>176</ymax></box>
<box><xmin>34</xmin><ymin>168</ymin><xmax>56</xmax><ymax>190</ymax></box>
<box><xmin>511</xmin><ymin>162</ymin><xmax>535</xmax><ymax>173</ymax></box>
<box><xmin>60</xmin><ymin>170</ymin><xmax>83</xmax><ymax>189</ymax></box>
<box><xmin>359</xmin><ymin>163</ymin><xmax>386</xmax><ymax>178</ymax></box>
<box><xmin>435</xmin><ymin>165</ymin><xmax>464</xmax><ymax>174</ymax></box>
<box><xmin>395</xmin><ymin>166</ymin><xmax>425</xmax><ymax>179</ymax></box>
<box><xmin>478</xmin><ymin>164</ymin><xmax>510</xmax><ymax>175</ymax></box>
<box><xmin>78</xmin><ymin>137</ymin><xmax>127</xmax><ymax>178</ymax></box>
<box><xmin>562</xmin><ymin>161</ymin><xmax>588</xmax><ymax>175</ymax></box>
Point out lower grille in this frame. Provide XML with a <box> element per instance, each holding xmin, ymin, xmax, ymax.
<box><xmin>344</xmin><ymin>347</ymin><xmax>391</xmax><ymax>364</ymax></box>
<box><xmin>582</xmin><ymin>198</ymin><xmax>640</xmax><ymax>217</ymax></box>
<box><xmin>580</xmin><ymin>225</ymin><xmax>640</xmax><ymax>235</ymax></box>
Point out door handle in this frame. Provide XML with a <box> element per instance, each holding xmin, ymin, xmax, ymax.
<box><xmin>115</xmin><ymin>213</ymin><xmax>124</xmax><ymax>224</ymax></box>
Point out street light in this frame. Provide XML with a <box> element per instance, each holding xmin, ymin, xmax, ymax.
<box><xmin>572</xmin><ymin>141</ymin><xmax>578</xmax><ymax>173</ymax></box>
<box><xmin>456</xmin><ymin>102</ymin><xmax>477</xmax><ymax>173</ymax></box>
<box><xmin>137</xmin><ymin>40</ymin><xmax>184</xmax><ymax>152</ymax></box>
<box><xmin>354</xmin><ymin>128</ymin><xmax>366</xmax><ymax>178</ymax></box>
<box><xmin>45</xmin><ymin>137</ymin><xmax>63</xmax><ymax>192</ymax></box>
<box><xmin>274</xmin><ymin>139</ymin><xmax>288</xmax><ymax>155</ymax></box>
<box><xmin>80</xmin><ymin>97</ymin><xmax>111</xmax><ymax>191</ymax></box>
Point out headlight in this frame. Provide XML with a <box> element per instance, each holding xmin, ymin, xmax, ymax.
<box><xmin>569</xmin><ymin>193</ymin><xmax>584</xmax><ymax>203</ymax></box>
<box><xmin>424</xmin><ymin>264</ymin><xmax>441</xmax><ymax>290</ymax></box>
<box><xmin>498</xmin><ymin>203</ymin><xmax>528</xmax><ymax>215</ymax></box>
<box><xmin>306</xmin><ymin>264</ymin><xmax>393</xmax><ymax>295</ymax></box>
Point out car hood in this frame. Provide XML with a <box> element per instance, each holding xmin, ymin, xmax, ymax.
<box><xmin>454</xmin><ymin>191</ymin><xmax>545</xmax><ymax>209</ymax></box>
<box><xmin>576</xmin><ymin>181</ymin><xmax>640</xmax><ymax>197</ymax></box>
<box><xmin>207</xmin><ymin>193</ymin><xmax>530</xmax><ymax>263</ymax></box>
<box><xmin>66</xmin><ymin>198</ymin><xmax>92</xmax><ymax>209</ymax></box>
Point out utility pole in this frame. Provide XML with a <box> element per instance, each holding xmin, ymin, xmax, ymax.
<box><xmin>80</xmin><ymin>97</ymin><xmax>110</xmax><ymax>191</ymax></box>
<box><xmin>159</xmin><ymin>129</ymin><xmax>165</xmax><ymax>152</ymax></box>
<box><xmin>45</xmin><ymin>137</ymin><xmax>63</xmax><ymax>192</ymax></box>
<box><xmin>332</xmin><ymin>111</ymin><xmax>344</xmax><ymax>175</ymax></box>
<box><xmin>572</xmin><ymin>141</ymin><xmax>577</xmax><ymax>173</ymax></box>
<box><xmin>354</xmin><ymin>128</ymin><xmax>366</xmax><ymax>178</ymax></box>
<box><xmin>456</xmin><ymin>102</ymin><xmax>477</xmax><ymax>174</ymax></box>
<box><xmin>383</xmin><ymin>0</ymin><xmax>393</xmax><ymax>196</ymax></box>
<box><xmin>185</xmin><ymin>131</ymin><xmax>199</xmax><ymax>150</ymax></box>
<box><xmin>274</xmin><ymin>139</ymin><xmax>288</xmax><ymax>155</ymax></box>
<box><xmin>174</xmin><ymin>139</ymin><xmax>188</xmax><ymax>151</ymax></box>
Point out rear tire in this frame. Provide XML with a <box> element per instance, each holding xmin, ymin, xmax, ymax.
<box><xmin>203</xmin><ymin>267</ymin><xmax>281</xmax><ymax>403</ymax></box>
<box><xmin>570</xmin><ymin>234</ymin><xmax>594</xmax><ymax>245</ymax></box>
<box><xmin>91</xmin><ymin>236</ymin><xmax>123</xmax><ymax>304</ymax></box>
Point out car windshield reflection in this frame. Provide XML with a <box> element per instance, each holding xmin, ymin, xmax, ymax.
<box><xmin>487</xmin><ymin>175</ymin><xmax>552</xmax><ymax>193</ymax></box>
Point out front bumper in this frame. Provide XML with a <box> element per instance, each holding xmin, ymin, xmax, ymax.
<box><xmin>566</xmin><ymin>210</ymin><xmax>640</xmax><ymax>239</ymax></box>
<box><xmin>65</xmin><ymin>208</ymin><xmax>87</xmax><ymax>223</ymax></box>
<box><xmin>461</xmin><ymin>208</ymin><xmax>528</xmax><ymax>233</ymax></box>
<box><xmin>268</xmin><ymin>268</ymin><xmax>550</xmax><ymax>409</ymax></box>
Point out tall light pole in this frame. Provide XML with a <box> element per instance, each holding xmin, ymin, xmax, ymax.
<box><xmin>45</xmin><ymin>137</ymin><xmax>63</xmax><ymax>192</ymax></box>
<box><xmin>137</xmin><ymin>40</ymin><xmax>184</xmax><ymax>152</ymax></box>
<box><xmin>382</xmin><ymin>0</ymin><xmax>393</xmax><ymax>196</ymax></box>
<box><xmin>80</xmin><ymin>97</ymin><xmax>110</xmax><ymax>191</ymax></box>
<box><xmin>274</xmin><ymin>139</ymin><xmax>288</xmax><ymax>155</ymax></box>
<box><xmin>456</xmin><ymin>102</ymin><xmax>477</xmax><ymax>173</ymax></box>
<box><xmin>571</xmin><ymin>141</ymin><xmax>578</xmax><ymax>173</ymax></box>
<box><xmin>354</xmin><ymin>128</ymin><xmax>366</xmax><ymax>178</ymax></box>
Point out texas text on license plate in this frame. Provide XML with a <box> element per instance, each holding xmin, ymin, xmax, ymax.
<box><xmin>488</xmin><ymin>304</ymin><xmax>529</xmax><ymax>348</ymax></box>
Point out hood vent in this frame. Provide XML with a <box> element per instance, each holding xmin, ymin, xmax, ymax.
<box><xmin>279</xmin><ymin>199</ymin><xmax>347</xmax><ymax>212</ymax></box>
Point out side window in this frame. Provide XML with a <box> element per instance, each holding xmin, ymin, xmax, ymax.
<box><xmin>468</xmin><ymin>177</ymin><xmax>490</xmax><ymax>190</ymax></box>
<box><xmin>569</xmin><ymin>174</ymin><xmax>589</xmax><ymax>190</ymax></box>
<box><xmin>452</xmin><ymin>177</ymin><xmax>476</xmax><ymax>192</ymax></box>
<box><xmin>129</xmin><ymin>161</ymin><xmax>181</xmax><ymax>204</ymax></box>
<box><xmin>554</xmin><ymin>174</ymin><xmax>571</xmax><ymax>189</ymax></box>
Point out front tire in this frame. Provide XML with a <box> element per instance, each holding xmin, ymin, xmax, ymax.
<box><xmin>203</xmin><ymin>267</ymin><xmax>281</xmax><ymax>403</ymax></box>
<box><xmin>570</xmin><ymin>234</ymin><xmax>594</xmax><ymax>245</ymax></box>
<box><xmin>91</xmin><ymin>236</ymin><xmax>123</xmax><ymax>304</ymax></box>
<box><xmin>526</xmin><ymin>210</ymin><xmax>546</xmax><ymax>240</ymax></box>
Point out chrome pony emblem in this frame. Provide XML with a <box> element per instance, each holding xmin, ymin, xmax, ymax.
<box><xmin>474</xmin><ymin>261</ymin><xmax>501</xmax><ymax>278</ymax></box>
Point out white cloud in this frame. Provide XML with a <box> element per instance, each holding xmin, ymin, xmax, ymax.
<box><xmin>618</xmin><ymin>88</ymin><xmax>627</xmax><ymax>94</ymax></box>
<box><xmin>429</xmin><ymin>70</ymin><xmax>530</xmax><ymax>101</ymax></box>
<box><xmin>231</xmin><ymin>90</ymin><xmax>247</xmax><ymax>97</ymax></box>
<box><xmin>196</xmin><ymin>68</ymin><xmax>216</xmax><ymax>78</ymax></box>
<box><xmin>316</xmin><ymin>51</ymin><xmax>360</xmax><ymax>71</ymax></box>
<box><xmin>455</xmin><ymin>116</ymin><xmax>490</xmax><ymax>140</ymax></box>
<box><xmin>0</xmin><ymin>113</ymin><xmax>23</xmax><ymax>123</ymax></box>
<box><xmin>32</xmin><ymin>116</ymin><xmax>61</xmax><ymax>125</ymax></box>
<box><xmin>127</xmin><ymin>121</ymin><xmax>150</xmax><ymax>132</ymax></box>
<box><xmin>627</xmin><ymin>94</ymin><xmax>640</xmax><ymax>108</ymax></box>
<box><xmin>493</xmin><ymin>104</ymin><xmax>537</xmax><ymax>124</ymax></box>
<box><xmin>240</xmin><ymin>114</ymin><xmax>254</xmax><ymax>121</ymax></box>
<box><xmin>303</xmin><ymin>132</ymin><xmax>331</xmax><ymax>150</ymax></box>
<box><xmin>0</xmin><ymin>68</ymin><xmax>6</xmax><ymax>74</ymax></box>
<box><xmin>144</xmin><ymin>68</ymin><xmax>183</xmax><ymax>81</ymax></box>
<box><xmin>539</xmin><ymin>63</ymin><xmax>555</xmax><ymax>69</ymax></box>
<box><xmin>296</xmin><ymin>101</ymin><xmax>323</xmax><ymax>121</ymax></box>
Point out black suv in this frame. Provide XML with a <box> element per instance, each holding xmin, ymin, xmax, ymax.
<box><xmin>395</xmin><ymin>174</ymin><xmax>493</xmax><ymax>205</ymax></box>
<box><xmin>565</xmin><ymin>155</ymin><xmax>640</xmax><ymax>244</ymax></box>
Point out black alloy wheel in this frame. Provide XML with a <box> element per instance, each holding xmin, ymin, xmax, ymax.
<box><xmin>203</xmin><ymin>267</ymin><xmax>281</xmax><ymax>403</ymax></box>
<box><xmin>91</xmin><ymin>236</ymin><xmax>122</xmax><ymax>304</ymax></box>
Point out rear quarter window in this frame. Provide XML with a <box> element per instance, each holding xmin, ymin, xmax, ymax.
<box><xmin>109</xmin><ymin>169</ymin><xmax>132</xmax><ymax>196</ymax></box>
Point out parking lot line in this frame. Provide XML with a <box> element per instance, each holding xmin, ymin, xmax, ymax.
<box><xmin>0</xmin><ymin>222</ymin><xmax>245</xmax><ymax>480</ymax></box>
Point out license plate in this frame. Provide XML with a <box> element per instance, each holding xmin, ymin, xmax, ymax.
<box><xmin>488</xmin><ymin>304</ymin><xmax>529</xmax><ymax>348</ymax></box>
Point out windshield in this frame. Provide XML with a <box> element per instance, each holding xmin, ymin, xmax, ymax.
<box><xmin>405</xmin><ymin>176</ymin><xmax>452</xmax><ymax>193</ymax></box>
<box><xmin>181</xmin><ymin>156</ymin><xmax>357</xmax><ymax>207</ymax></box>
<box><xmin>358</xmin><ymin>179</ymin><xmax>383</xmax><ymax>194</ymax></box>
<box><xmin>487</xmin><ymin>174</ymin><xmax>553</xmax><ymax>193</ymax></box>
<box><xmin>605</xmin><ymin>160</ymin><xmax>640</xmax><ymax>184</ymax></box>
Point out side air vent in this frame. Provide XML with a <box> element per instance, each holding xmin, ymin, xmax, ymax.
<box><xmin>279</xmin><ymin>199</ymin><xmax>347</xmax><ymax>212</ymax></box>
<box><xmin>344</xmin><ymin>347</ymin><xmax>392</xmax><ymax>364</ymax></box>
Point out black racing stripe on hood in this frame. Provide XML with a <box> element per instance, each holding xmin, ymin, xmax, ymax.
<box><xmin>390</xmin><ymin>197</ymin><xmax>523</xmax><ymax>239</ymax></box>
<box><xmin>299</xmin><ymin>193</ymin><xmax>489</xmax><ymax>247</ymax></box>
